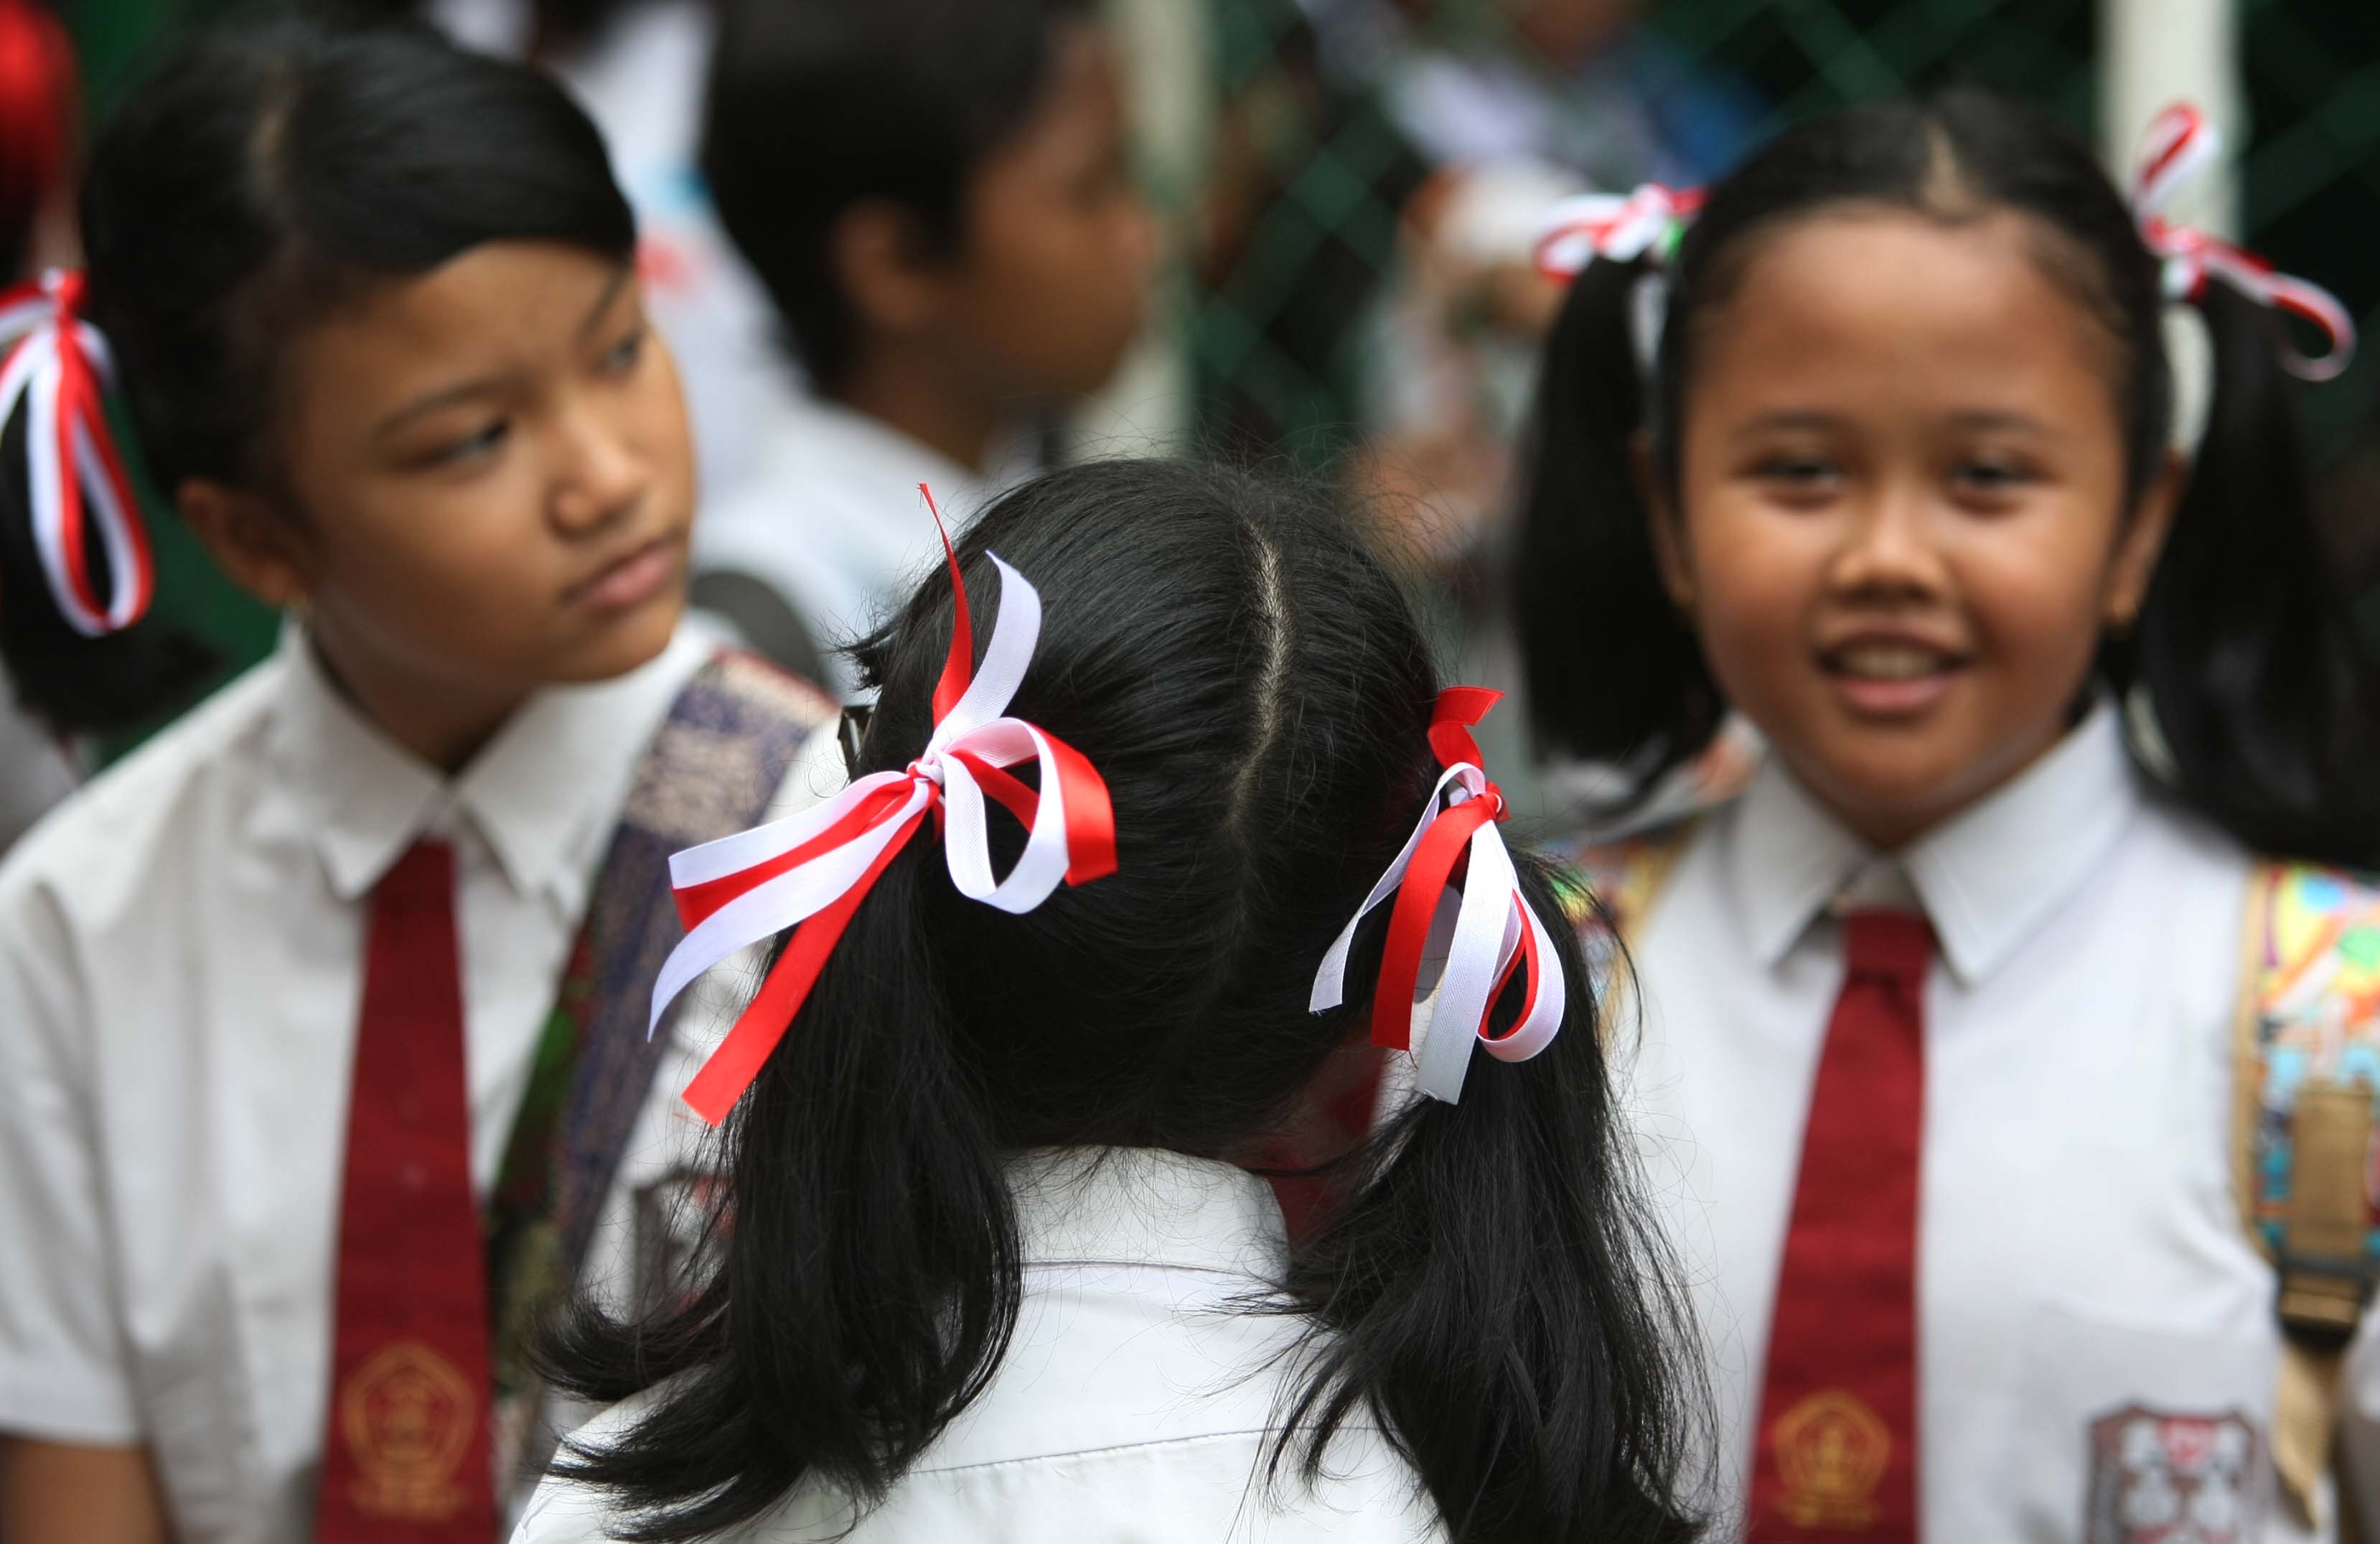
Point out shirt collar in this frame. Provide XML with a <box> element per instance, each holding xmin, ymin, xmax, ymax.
<box><xmin>1730</xmin><ymin>701</ymin><xmax>2139</xmax><ymax>985</ymax></box>
<box><xmin>265</xmin><ymin>624</ymin><xmax>711</xmax><ymax>907</ymax></box>
<box><xmin>1009</xmin><ymin>1148</ymin><xmax>1287</xmax><ymax>1282</ymax></box>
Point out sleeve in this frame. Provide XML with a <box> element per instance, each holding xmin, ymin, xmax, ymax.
<box><xmin>0</xmin><ymin>873</ymin><xmax>143</xmax><ymax>1442</ymax></box>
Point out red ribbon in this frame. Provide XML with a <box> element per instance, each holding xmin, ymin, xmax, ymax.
<box><xmin>656</xmin><ymin>487</ymin><xmax>1117</xmax><ymax>1125</ymax></box>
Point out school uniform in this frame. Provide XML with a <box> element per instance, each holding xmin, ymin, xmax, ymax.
<box><xmin>1599</xmin><ymin>701</ymin><xmax>2380</xmax><ymax>1541</ymax></box>
<box><xmin>0</xmin><ymin>624</ymin><xmax>840</xmax><ymax>1543</ymax></box>
<box><xmin>513</xmin><ymin>1147</ymin><xmax>1443</xmax><ymax>1543</ymax></box>
<box><xmin>692</xmin><ymin>393</ymin><xmax>1031</xmax><ymax>694</ymax></box>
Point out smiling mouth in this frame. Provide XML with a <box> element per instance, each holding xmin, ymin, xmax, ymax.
<box><xmin>1822</xmin><ymin>642</ymin><xmax>1969</xmax><ymax>680</ymax></box>
<box><xmin>1817</xmin><ymin>639</ymin><xmax>1973</xmax><ymax>716</ymax></box>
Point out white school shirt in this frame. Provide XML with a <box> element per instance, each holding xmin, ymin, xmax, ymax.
<box><xmin>1620</xmin><ymin>702</ymin><xmax>2380</xmax><ymax>1542</ymax></box>
<box><xmin>513</xmin><ymin>1148</ymin><xmax>1443</xmax><ymax>1543</ymax></box>
<box><xmin>0</xmin><ymin>624</ymin><xmax>840</xmax><ymax>1543</ymax></box>
<box><xmin>693</xmin><ymin>393</ymin><xmax>1030</xmax><ymax>695</ymax></box>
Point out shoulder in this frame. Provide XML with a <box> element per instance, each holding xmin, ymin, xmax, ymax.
<box><xmin>1542</xmin><ymin>816</ymin><xmax>1705</xmax><ymax>945</ymax></box>
<box><xmin>0</xmin><ymin>656</ymin><xmax>283</xmax><ymax>932</ymax></box>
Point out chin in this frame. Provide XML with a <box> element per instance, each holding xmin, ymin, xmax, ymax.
<box><xmin>554</xmin><ymin>595</ymin><xmax>685</xmax><ymax>685</ymax></box>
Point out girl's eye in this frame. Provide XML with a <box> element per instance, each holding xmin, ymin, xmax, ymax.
<box><xmin>599</xmin><ymin>327</ymin><xmax>647</xmax><ymax>376</ymax></box>
<box><xmin>423</xmin><ymin>421</ymin><xmax>509</xmax><ymax>467</ymax></box>
<box><xmin>1952</xmin><ymin>457</ymin><xmax>2034</xmax><ymax>496</ymax></box>
<box><xmin>1753</xmin><ymin>454</ymin><xmax>1842</xmax><ymax>494</ymax></box>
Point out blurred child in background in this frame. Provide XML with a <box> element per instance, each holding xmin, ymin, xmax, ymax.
<box><xmin>691</xmin><ymin>0</ymin><xmax>1155</xmax><ymax>690</ymax></box>
<box><xmin>1515</xmin><ymin>88</ymin><xmax>2380</xmax><ymax>1540</ymax></box>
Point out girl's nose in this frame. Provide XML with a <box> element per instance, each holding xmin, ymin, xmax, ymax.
<box><xmin>548</xmin><ymin>403</ymin><xmax>646</xmax><ymax>535</ymax></box>
<box><xmin>1829</xmin><ymin>483</ymin><xmax>1949</xmax><ymax>600</ymax></box>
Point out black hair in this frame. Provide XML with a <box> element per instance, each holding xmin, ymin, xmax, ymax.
<box><xmin>703</xmin><ymin>0</ymin><xmax>1094</xmax><ymax>390</ymax></box>
<box><xmin>1512</xmin><ymin>87</ymin><xmax>2380</xmax><ymax>869</ymax></box>
<box><xmin>0</xmin><ymin>11</ymin><xmax>634</xmax><ymax>737</ymax></box>
<box><xmin>542</xmin><ymin>458</ymin><xmax>1706</xmax><ymax>1543</ymax></box>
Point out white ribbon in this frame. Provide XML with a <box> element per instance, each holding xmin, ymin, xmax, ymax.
<box><xmin>648</xmin><ymin>554</ymin><xmax>1086</xmax><ymax>1036</ymax></box>
<box><xmin>0</xmin><ymin>274</ymin><xmax>148</xmax><ymax>637</ymax></box>
<box><xmin>1311</xmin><ymin>762</ymin><xmax>1566</xmax><ymax>1104</ymax></box>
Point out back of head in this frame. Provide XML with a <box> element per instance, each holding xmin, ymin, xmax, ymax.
<box><xmin>1514</xmin><ymin>85</ymin><xmax>2380</xmax><ymax>865</ymax></box>
<box><xmin>546</xmin><ymin>459</ymin><xmax>1704</xmax><ymax>1543</ymax></box>
<box><xmin>703</xmin><ymin>0</ymin><xmax>1092</xmax><ymax>390</ymax></box>
<box><xmin>0</xmin><ymin>11</ymin><xmax>634</xmax><ymax>737</ymax></box>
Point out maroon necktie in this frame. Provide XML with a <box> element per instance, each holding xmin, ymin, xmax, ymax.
<box><xmin>314</xmin><ymin>840</ymin><xmax>500</xmax><ymax>1540</ymax></box>
<box><xmin>1747</xmin><ymin>909</ymin><xmax>1932</xmax><ymax>1543</ymax></box>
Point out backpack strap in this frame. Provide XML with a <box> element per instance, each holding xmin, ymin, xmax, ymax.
<box><xmin>1550</xmin><ymin>821</ymin><xmax>1700</xmax><ymax>1043</ymax></box>
<box><xmin>2234</xmin><ymin>860</ymin><xmax>2380</xmax><ymax>1527</ymax></box>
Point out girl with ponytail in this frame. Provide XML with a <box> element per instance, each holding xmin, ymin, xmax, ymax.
<box><xmin>1516</xmin><ymin>91</ymin><xmax>2380</xmax><ymax>1540</ymax></box>
<box><xmin>520</xmin><ymin>457</ymin><xmax>1707</xmax><ymax>1543</ymax></box>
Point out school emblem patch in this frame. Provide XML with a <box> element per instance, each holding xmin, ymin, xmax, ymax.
<box><xmin>2086</xmin><ymin>1407</ymin><xmax>2259</xmax><ymax>1544</ymax></box>
<box><xmin>1771</xmin><ymin>1388</ymin><xmax>1891</xmax><ymax>1528</ymax></box>
<box><xmin>337</xmin><ymin>1339</ymin><xmax>479</xmax><ymax>1521</ymax></box>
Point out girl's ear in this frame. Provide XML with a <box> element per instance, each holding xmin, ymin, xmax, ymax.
<box><xmin>176</xmin><ymin>478</ymin><xmax>314</xmax><ymax>611</ymax></box>
<box><xmin>1632</xmin><ymin>429</ymin><xmax>1695</xmax><ymax>614</ymax></box>
<box><xmin>831</xmin><ymin>198</ymin><xmax>950</xmax><ymax>340</ymax></box>
<box><xmin>2105</xmin><ymin>448</ymin><xmax>2187</xmax><ymax>630</ymax></box>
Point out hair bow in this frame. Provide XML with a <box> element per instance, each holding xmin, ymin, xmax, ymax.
<box><xmin>650</xmin><ymin>487</ymin><xmax>1118</xmax><ymax>1125</ymax></box>
<box><xmin>1532</xmin><ymin>183</ymin><xmax>1704</xmax><ymax>281</ymax></box>
<box><xmin>1310</xmin><ymin>688</ymin><xmax>1565</xmax><ymax>1105</ymax></box>
<box><xmin>0</xmin><ymin>271</ymin><xmax>154</xmax><ymax>635</ymax></box>
<box><xmin>2132</xmin><ymin>103</ymin><xmax>2356</xmax><ymax>383</ymax></box>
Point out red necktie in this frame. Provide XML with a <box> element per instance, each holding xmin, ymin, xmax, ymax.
<box><xmin>315</xmin><ymin>841</ymin><xmax>500</xmax><ymax>1540</ymax></box>
<box><xmin>1747</xmin><ymin>909</ymin><xmax>1931</xmax><ymax>1543</ymax></box>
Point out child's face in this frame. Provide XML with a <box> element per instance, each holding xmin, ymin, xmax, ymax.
<box><xmin>1655</xmin><ymin>208</ymin><xmax>2178</xmax><ymax>849</ymax></box>
<box><xmin>256</xmin><ymin>242</ymin><xmax>695</xmax><ymax>697</ymax></box>
<box><xmin>941</xmin><ymin>22</ymin><xmax>1154</xmax><ymax>406</ymax></box>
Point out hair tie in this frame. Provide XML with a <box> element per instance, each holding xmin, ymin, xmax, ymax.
<box><xmin>1310</xmin><ymin>688</ymin><xmax>1565</xmax><ymax>1105</ymax></box>
<box><xmin>1531</xmin><ymin>183</ymin><xmax>1703</xmax><ymax>283</ymax></box>
<box><xmin>647</xmin><ymin>486</ymin><xmax>1119</xmax><ymax>1126</ymax></box>
<box><xmin>0</xmin><ymin>271</ymin><xmax>156</xmax><ymax>637</ymax></box>
<box><xmin>2131</xmin><ymin>103</ymin><xmax>2356</xmax><ymax>383</ymax></box>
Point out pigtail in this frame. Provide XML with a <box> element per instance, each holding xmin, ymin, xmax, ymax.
<box><xmin>2124</xmin><ymin>279</ymin><xmax>2380</xmax><ymax>867</ymax></box>
<box><xmin>541</xmin><ymin>848</ymin><xmax>1022</xmax><ymax>1541</ymax></box>
<box><xmin>0</xmin><ymin>283</ymin><xmax>212</xmax><ymax>740</ymax></box>
<box><xmin>1509</xmin><ymin>256</ymin><xmax>1718</xmax><ymax>797</ymax></box>
<box><xmin>1278</xmin><ymin>853</ymin><xmax>1708</xmax><ymax>1544</ymax></box>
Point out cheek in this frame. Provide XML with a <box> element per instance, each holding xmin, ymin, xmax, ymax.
<box><xmin>324</xmin><ymin>477</ymin><xmax>559</xmax><ymax>625</ymax></box>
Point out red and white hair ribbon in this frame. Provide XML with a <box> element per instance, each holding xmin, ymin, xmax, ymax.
<box><xmin>1309</xmin><ymin>688</ymin><xmax>1564</xmax><ymax>1105</ymax></box>
<box><xmin>0</xmin><ymin>271</ymin><xmax>155</xmax><ymax>635</ymax></box>
<box><xmin>2132</xmin><ymin>103</ymin><xmax>2356</xmax><ymax>383</ymax></box>
<box><xmin>649</xmin><ymin>487</ymin><xmax>1118</xmax><ymax>1125</ymax></box>
<box><xmin>1532</xmin><ymin>183</ymin><xmax>1704</xmax><ymax>281</ymax></box>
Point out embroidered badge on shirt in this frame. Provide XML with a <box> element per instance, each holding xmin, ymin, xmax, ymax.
<box><xmin>337</xmin><ymin>1339</ymin><xmax>479</xmax><ymax>1522</ymax></box>
<box><xmin>1771</xmin><ymin>1388</ymin><xmax>1893</xmax><ymax>1529</ymax></box>
<box><xmin>2086</xmin><ymin>1407</ymin><xmax>2259</xmax><ymax>1544</ymax></box>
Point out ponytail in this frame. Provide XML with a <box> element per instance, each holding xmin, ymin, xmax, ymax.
<box><xmin>541</xmin><ymin>849</ymin><xmax>1025</xmax><ymax>1539</ymax></box>
<box><xmin>1509</xmin><ymin>253</ymin><xmax>1717</xmax><ymax>795</ymax></box>
<box><xmin>0</xmin><ymin>276</ymin><xmax>212</xmax><ymax>738</ymax></box>
<box><xmin>2121</xmin><ymin>279</ymin><xmax>2380</xmax><ymax>867</ymax></box>
<box><xmin>1277</xmin><ymin>855</ymin><xmax>1706</xmax><ymax>1543</ymax></box>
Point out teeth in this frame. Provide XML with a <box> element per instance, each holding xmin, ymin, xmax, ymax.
<box><xmin>1835</xmin><ymin>645</ymin><xmax>1947</xmax><ymax>680</ymax></box>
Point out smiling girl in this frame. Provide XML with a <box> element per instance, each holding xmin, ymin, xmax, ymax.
<box><xmin>0</xmin><ymin>17</ymin><xmax>833</xmax><ymax>1543</ymax></box>
<box><xmin>1516</xmin><ymin>91</ymin><xmax>2380</xmax><ymax>1542</ymax></box>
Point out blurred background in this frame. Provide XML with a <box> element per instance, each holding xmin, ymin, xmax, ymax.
<box><xmin>50</xmin><ymin>0</ymin><xmax>2380</xmax><ymax>775</ymax></box>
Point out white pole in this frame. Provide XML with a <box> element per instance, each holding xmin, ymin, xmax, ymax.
<box><xmin>2102</xmin><ymin>0</ymin><xmax>2240</xmax><ymax>238</ymax></box>
<box><xmin>1062</xmin><ymin>0</ymin><xmax>1212</xmax><ymax>462</ymax></box>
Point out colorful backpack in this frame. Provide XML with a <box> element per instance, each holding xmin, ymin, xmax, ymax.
<box><xmin>1567</xmin><ymin>828</ymin><xmax>2380</xmax><ymax>1529</ymax></box>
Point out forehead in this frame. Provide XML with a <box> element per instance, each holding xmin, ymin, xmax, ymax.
<box><xmin>1688</xmin><ymin>207</ymin><xmax>2118</xmax><ymax>420</ymax></box>
<box><xmin>282</xmin><ymin>242</ymin><xmax>628</xmax><ymax>416</ymax></box>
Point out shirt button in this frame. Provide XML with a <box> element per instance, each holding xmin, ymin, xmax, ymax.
<box><xmin>399</xmin><ymin>1161</ymin><xmax>427</xmax><ymax>1192</ymax></box>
